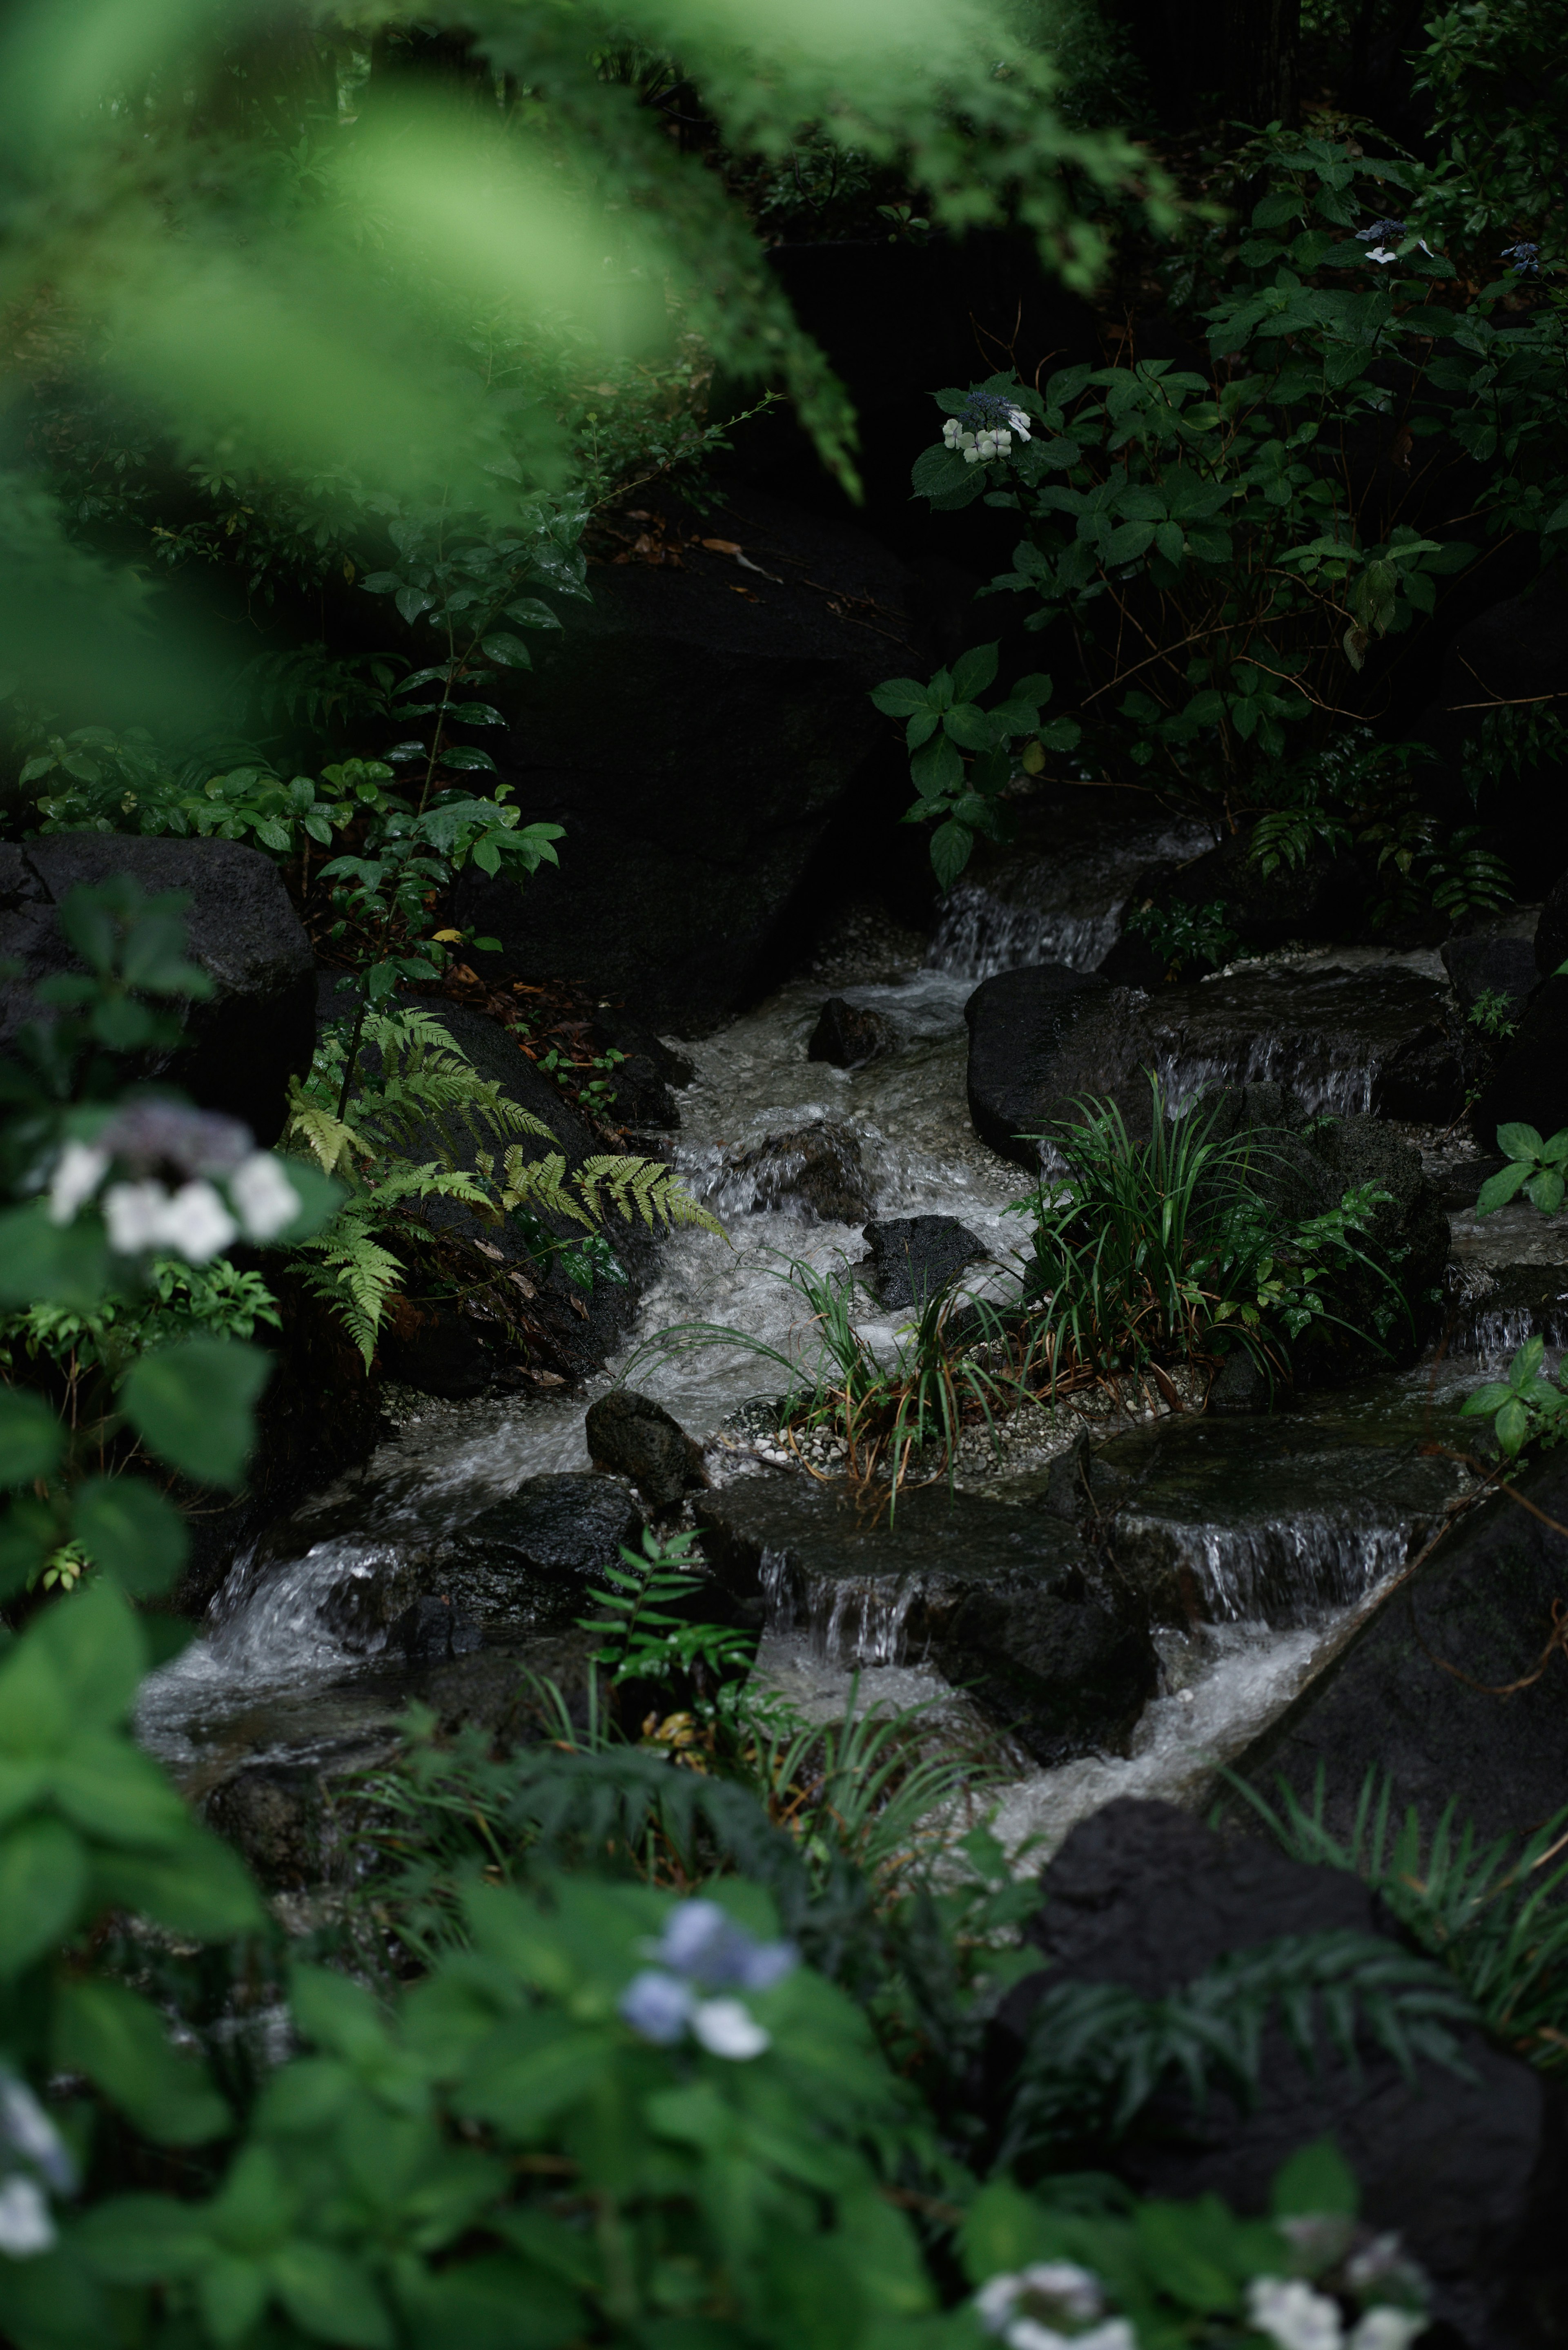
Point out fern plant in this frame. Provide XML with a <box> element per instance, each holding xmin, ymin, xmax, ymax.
<box><xmin>998</xmin><ymin>1929</ymin><xmax>1476</xmax><ymax>2167</ymax></box>
<box><xmin>581</xmin><ymin>1526</ymin><xmax>756</xmax><ymax>1686</ymax></box>
<box><xmin>283</xmin><ymin>1006</ymin><xmax>722</xmax><ymax>1362</ymax></box>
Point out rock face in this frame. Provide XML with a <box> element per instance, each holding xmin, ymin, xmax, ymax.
<box><xmin>1472</xmin><ymin>974</ymin><xmax>1568</xmax><ymax>1148</ymax></box>
<box><xmin>963</xmin><ymin>963</ymin><xmax>1112</xmax><ymax>1164</ymax></box>
<box><xmin>715</xmin><ymin>1119</ymin><xmax>872</xmax><ymax>1223</ymax></box>
<box><xmin>585</xmin><ymin>1388</ymin><xmax>706</xmax><ymax>1508</ymax></box>
<box><xmin>1444</xmin><ymin>1193</ymin><xmax>1568</xmax><ymax>1354</ymax></box>
<box><xmin>1228</xmin><ymin>1447</ymin><xmax>1568</xmax><ymax>1846</ymax></box>
<box><xmin>807</xmin><ymin>995</ymin><xmax>896</xmax><ymax>1067</ymax></box>
<box><xmin>993</xmin><ymin>1801</ymin><xmax>1555</xmax><ymax>2343</ymax></box>
<box><xmin>454</xmin><ymin>485</ymin><xmax>915</xmax><ymax>1034</ymax></box>
<box><xmin>695</xmin><ymin>1477</ymin><xmax>1156</xmax><ymax>1764</ymax></box>
<box><xmin>0</xmin><ymin>834</ymin><xmax>314</xmax><ymax>1144</ymax></box>
<box><xmin>860</xmin><ymin>1214</ymin><xmax>987</xmax><ymax>1310</ymax></box>
<box><xmin>1442</xmin><ymin>925</ymin><xmax>1538</xmax><ymax>1019</ymax></box>
<box><xmin>433</xmin><ymin>1474</ymin><xmax>643</xmax><ymax>1632</ymax></box>
<box><xmin>1076</xmin><ymin>1414</ymin><xmax>1464</xmax><ymax>1628</ymax></box>
<box><xmin>1100</xmin><ymin>828</ymin><xmax>1363</xmax><ymax>983</ymax></box>
<box><xmin>1536</xmin><ymin>867</ymin><xmax>1568</xmax><ymax>979</ymax></box>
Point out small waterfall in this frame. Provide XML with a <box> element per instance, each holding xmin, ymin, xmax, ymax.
<box><xmin>928</xmin><ymin>887</ymin><xmax>1121</xmax><ymax>981</ymax></box>
<box><xmin>1121</xmin><ymin>1509</ymin><xmax>1425</xmax><ymax>1628</ymax></box>
<box><xmin>1153</xmin><ymin>1044</ymin><xmax>1375</xmax><ymax>1120</ymax></box>
<box><xmin>812</xmin><ymin>1575</ymin><xmax>918</xmax><ymax>1667</ymax></box>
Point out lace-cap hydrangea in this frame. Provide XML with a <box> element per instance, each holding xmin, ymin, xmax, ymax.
<box><xmin>976</xmin><ymin>2262</ymin><xmax>1134</xmax><ymax>2350</ymax></box>
<box><xmin>942</xmin><ymin>388</ymin><xmax>1033</xmax><ymax>464</ymax></box>
<box><xmin>618</xmin><ymin>1898</ymin><xmax>796</xmax><ymax>2060</ymax></box>
<box><xmin>44</xmin><ymin>1098</ymin><xmax>302</xmax><ymax>1259</ymax></box>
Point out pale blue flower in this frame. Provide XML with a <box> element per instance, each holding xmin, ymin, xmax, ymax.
<box><xmin>1500</xmin><ymin>241</ymin><xmax>1539</xmax><ymax>273</ymax></box>
<box><xmin>618</xmin><ymin>1969</ymin><xmax>693</xmax><ymax>2045</ymax></box>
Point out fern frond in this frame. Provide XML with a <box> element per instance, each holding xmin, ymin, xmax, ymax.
<box><xmin>572</xmin><ymin>1154</ymin><xmax>725</xmax><ymax>1237</ymax></box>
<box><xmin>295</xmin><ymin>1223</ymin><xmax>407</xmax><ymax>1367</ymax></box>
<box><xmin>283</xmin><ymin>1078</ymin><xmax>372</xmax><ymax>1179</ymax></box>
<box><xmin>498</xmin><ymin>1145</ymin><xmax>593</xmax><ymax>1230</ymax></box>
<box><xmin>999</xmin><ymin>1928</ymin><xmax>1475</xmax><ymax>2164</ymax></box>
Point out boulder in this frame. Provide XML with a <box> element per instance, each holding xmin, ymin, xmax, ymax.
<box><xmin>1536</xmin><ymin>868</ymin><xmax>1568</xmax><ymax>979</ymax></box>
<box><xmin>993</xmin><ymin>1800</ymin><xmax>1556</xmax><ymax>2343</ymax></box>
<box><xmin>807</xmin><ymin>995</ymin><xmax>897</xmax><ymax>1068</ymax></box>
<box><xmin>585</xmin><ymin>1387</ymin><xmax>706</xmax><ymax>1508</ymax></box>
<box><xmin>454</xmin><ymin>484</ymin><xmax>916</xmax><ymax>1034</ymax></box>
<box><xmin>1228</xmin><ymin>1446</ymin><xmax>1568</xmax><ymax>1846</ymax></box>
<box><xmin>696</xmin><ymin>1476</ymin><xmax>1156</xmax><ymax>1764</ymax></box>
<box><xmin>1076</xmin><ymin>1413</ymin><xmax>1465</xmax><ymax>1628</ymax></box>
<box><xmin>1472</xmin><ymin>974</ymin><xmax>1568</xmax><ymax>1149</ymax></box>
<box><xmin>1442</xmin><ymin>926</ymin><xmax>1539</xmax><ymax>1019</ymax></box>
<box><xmin>962</xmin><ymin>963</ymin><xmax>1113</xmax><ymax>1164</ymax></box>
<box><xmin>1444</xmin><ymin>1192</ymin><xmax>1568</xmax><ymax>1354</ymax></box>
<box><xmin>433</xmin><ymin>1473</ymin><xmax>644</xmax><ymax>1632</ymax></box>
<box><xmin>716</xmin><ymin>1118</ymin><xmax>872</xmax><ymax>1223</ymax></box>
<box><xmin>0</xmin><ymin>834</ymin><xmax>314</xmax><ymax>1144</ymax></box>
<box><xmin>860</xmin><ymin>1214</ymin><xmax>988</xmax><ymax>1310</ymax></box>
<box><xmin>387</xmin><ymin>1594</ymin><xmax>484</xmax><ymax>1663</ymax></box>
<box><xmin>1098</xmin><ymin>826</ymin><xmax>1365</xmax><ymax>983</ymax></box>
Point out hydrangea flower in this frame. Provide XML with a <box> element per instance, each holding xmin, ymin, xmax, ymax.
<box><xmin>229</xmin><ymin>1152</ymin><xmax>301</xmax><ymax>1240</ymax></box>
<box><xmin>103</xmin><ymin>1177</ymin><xmax>238</xmax><ymax>1262</ymax></box>
<box><xmin>1500</xmin><ymin>241</ymin><xmax>1539</xmax><ymax>273</ymax></box>
<box><xmin>1247</xmin><ymin>2277</ymin><xmax>1345</xmax><ymax>2350</ymax></box>
<box><xmin>97</xmin><ymin>1101</ymin><xmax>252</xmax><ymax>1175</ymax></box>
<box><xmin>1355</xmin><ymin>216</ymin><xmax>1433</xmax><ymax>263</ymax></box>
<box><xmin>618</xmin><ymin>1899</ymin><xmax>797</xmax><ymax>2059</ymax></box>
<box><xmin>941</xmin><ymin>390</ymin><xmax>1032</xmax><ymax>465</ymax></box>
<box><xmin>0</xmin><ymin>2076</ymin><xmax>75</xmax><ymax>2196</ymax></box>
<box><xmin>0</xmin><ymin>2176</ymin><xmax>53</xmax><ymax>2259</ymax></box>
<box><xmin>47</xmin><ymin>1140</ymin><xmax>109</xmax><ymax>1224</ymax></box>
<box><xmin>976</xmin><ymin>2262</ymin><xmax>1132</xmax><ymax>2350</ymax></box>
<box><xmin>1348</xmin><ymin>2312</ymin><xmax>1425</xmax><ymax>2350</ymax></box>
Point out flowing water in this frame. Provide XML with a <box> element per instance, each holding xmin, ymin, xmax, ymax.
<box><xmin>137</xmin><ymin>862</ymin><xmax>1538</xmax><ymax>1858</ymax></box>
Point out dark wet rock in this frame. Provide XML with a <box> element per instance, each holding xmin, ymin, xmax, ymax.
<box><xmin>426</xmin><ymin>1628</ymin><xmax>605</xmax><ymax>1747</ymax></box>
<box><xmin>586</xmin><ymin>1387</ymin><xmax>706</xmax><ymax>1508</ymax></box>
<box><xmin>1443</xmin><ymin>926</ymin><xmax>1538</xmax><ymax>1019</ymax></box>
<box><xmin>1082</xmin><ymin>1415</ymin><xmax>1464</xmax><ymax>1628</ymax></box>
<box><xmin>590</xmin><ymin>1021</ymin><xmax>693</xmax><ymax>1133</ymax></box>
<box><xmin>1294</xmin><ymin>1113</ymin><xmax>1452</xmax><ymax>1380</ymax></box>
<box><xmin>204</xmin><ymin>1767</ymin><xmax>327</xmax><ymax>1890</ymax></box>
<box><xmin>1536</xmin><ymin>867</ymin><xmax>1568</xmax><ymax>979</ymax></box>
<box><xmin>434</xmin><ymin>1473</ymin><xmax>643</xmax><ymax>1631</ymax></box>
<box><xmin>718</xmin><ymin>1118</ymin><xmax>872</xmax><ymax>1222</ymax></box>
<box><xmin>861</xmin><ymin>1214</ymin><xmax>987</xmax><ymax>1310</ymax></box>
<box><xmin>696</xmin><ymin>1476</ymin><xmax>1156</xmax><ymax>1765</ymax></box>
<box><xmin>1228</xmin><ymin>1445</ymin><xmax>1568</xmax><ymax>1846</ymax></box>
<box><xmin>0</xmin><ymin>834</ymin><xmax>314</xmax><ymax>1144</ymax></box>
<box><xmin>388</xmin><ymin>1594</ymin><xmax>484</xmax><ymax>1663</ymax></box>
<box><xmin>1205</xmin><ymin>1350</ymin><xmax>1274</xmax><ymax>1415</ymax></box>
<box><xmin>963</xmin><ymin>963</ymin><xmax>1112</xmax><ymax>1165</ymax></box>
<box><xmin>1443</xmin><ymin>1193</ymin><xmax>1568</xmax><ymax>1353</ymax></box>
<box><xmin>453</xmin><ymin>484</ymin><xmax>917</xmax><ymax>1034</ymax></box>
<box><xmin>928</xmin><ymin>787</ymin><xmax>1212</xmax><ymax>981</ymax></box>
<box><xmin>807</xmin><ymin>994</ymin><xmax>897</xmax><ymax>1067</ymax></box>
<box><xmin>993</xmin><ymin>1801</ymin><xmax>1555</xmax><ymax>2344</ymax></box>
<box><xmin>1099</xmin><ymin>827</ymin><xmax>1364</xmax><ymax>985</ymax></box>
<box><xmin>1473</xmin><ymin>974</ymin><xmax>1568</xmax><ymax>1148</ymax></box>
<box><xmin>1144</xmin><ymin>963</ymin><xmax>1461</xmax><ymax>1124</ymax></box>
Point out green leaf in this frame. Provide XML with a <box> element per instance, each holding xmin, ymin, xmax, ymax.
<box><xmin>1527</xmin><ymin>1168</ymin><xmax>1566</xmax><ymax>1213</ymax></box>
<box><xmin>395</xmin><ymin>2255</ymin><xmax>582</xmax><ymax>2350</ymax></box>
<box><xmin>53</xmin><ymin>1977</ymin><xmax>230</xmax><ymax>2144</ymax></box>
<box><xmin>0</xmin><ymin>1202</ymin><xmax>109</xmax><ymax>1311</ymax></box>
<box><xmin>72</xmin><ymin>1476</ymin><xmax>189</xmax><ymax>1598</ymax></box>
<box><xmin>51</xmin><ymin>1729</ymin><xmax>189</xmax><ymax>1851</ymax></box>
<box><xmin>1497</xmin><ymin>1123</ymin><xmax>1544</xmax><ymax>1162</ymax></box>
<box><xmin>1133</xmin><ymin>2200</ymin><xmax>1241</xmax><ymax>2312</ymax></box>
<box><xmin>929</xmin><ymin>820</ymin><xmax>974</xmax><ymax>891</ymax></box>
<box><xmin>120</xmin><ymin>1338</ymin><xmax>272</xmax><ymax>1487</ymax></box>
<box><xmin>1270</xmin><ymin>2137</ymin><xmax>1358</xmax><ymax>2219</ymax></box>
<box><xmin>870</xmin><ymin>676</ymin><xmax>933</xmax><ymax>717</ymax></box>
<box><xmin>1475</xmin><ymin>1163</ymin><xmax>1531</xmax><ymax>1214</ymax></box>
<box><xmin>441</xmin><ymin>747</ymin><xmax>498</xmax><ymax>774</ymax></box>
<box><xmin>28</xmin><ymin>1576</ymin><xmax>145</xmax><ymax>1724</ymax></box>
<box><xmin>909</xmin><ymin>732</ymin><xmax>963</xmax><ymax>798</ymax></box>
<box><xmin>950</xmin><ymin>643</ymin><xmax>1000</xmax><ymax>702</ymax></box>
<box><xmin>75</xmin><ymin>2195</ymin><xmax>212</xmax><ymax>2285</ymax></box>
<box><xmin>957</xmin><ymin>2179</ymin><xmax>1058</xmax><ymax>2285</ymax></box>
<box><xmin>268</xmin><ymin>2242</ymin><xmax>393</xmax><ymax>2350</ymax></box>
<box><xmin>0</xmin><ymin>1817</ymin><xmax>88</xmax><ymax>1975</ymax></box>
<box><xmin>1495</xmin><ymin>1396</ymin><xmax>1530</xmax><ymax>1455</ymax></box>
<box><xmin>0</xmin><ymin>1391</ymin><xmax>63</xmax><ymax>1489</ymax></box>
<box><xmin>479</xmin><ymin>634</ymin><xmax>533</xmax><ymax>667</ymax></box>
<box><xmin>91</xmin><ymin>1833</ymin><xmax>265</xmax><ymax>1942</ymax></box>
<box><xmin>942</xmin><ymin>702</ymin><xmax>1002</xmax><ymax>752</ymax></box>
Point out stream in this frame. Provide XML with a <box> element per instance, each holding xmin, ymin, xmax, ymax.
<box><xmin>137</xmin><ymin>836</ymin><xmax>1557</xmax><ymax>1863</ymax></box>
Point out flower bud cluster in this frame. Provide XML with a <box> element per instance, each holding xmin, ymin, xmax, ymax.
<box><xmin>45</xmin><ymin>1101</ymin><xmax>302</xmax><ymax>1264</ymax></box>
<box><xmin>618</xmin><ymin>1898</ymin><xmax>796</xmax><ymax>2062</ymax></box>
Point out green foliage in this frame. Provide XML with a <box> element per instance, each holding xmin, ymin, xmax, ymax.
<box><xmin>1124</xmin><ymin>895</ymin><xmax>1239</xmax><ymax>978</ymax></box>
<box><xmin>1233</xmin><ymin>1766</ymin><xmax>1568</xmax><ymax>2071</ymax></box>
<box><xmin>872</xmin><ymin>638</ymin><xmax>1078</xmax><ymax>887</ymax></box>
<box><xmin>1010</xmin><ymin>1084</ymin><xmax>1404</xmax><ymax>1387</ymax></box>
<box><xmin>1409</xmin><ymin>2</ymin><xmax>1568</xmax><ymax>255</ymax></box>
<box><xmin>1466</xmin><ymin>990</ymin><xmax>1520</xmax><ymax>1041</ymax></box>
<box><xmin>581</xmin><ymin>1525</ymin><xmax>756</xmax><ymax>1686</ymax></box>
<box><xmin>285</xmin><ymin>1006</ymin><xmax>722</xmax><ymax>1362</ymax></box>
<box><xmin>1459</xmin><ymin>1333</ymin><xmax>1568</xmax><ymax>1458</ymax></box>
<box><xmin>1000</xmin><ymin>1929</ymin><xmax>1474</xmax><ymax>2165</ymax></box>
<box><xmin>1477</xmin><ymin>1121</ymin><xmax>1568</xmax><ymax>1215</ymax></box>
<box><xmin>887</xmin><ymin>125</ymin><xmax>1568</xmax><ymax>876</ymax></box>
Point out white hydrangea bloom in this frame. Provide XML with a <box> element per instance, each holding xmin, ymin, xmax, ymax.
<box><xmin>1004</xmin><ymin>2321</ymin><xmax>1071</xmax><ymax>2350</ymax></box>
<box><xmin>155</xmin><ymin>1181</ymin><xmax>239</xmax><ymax>1262</ymax></box>
<box><xmin>103</xmin><ymin>1179</ymin><xmax>172</xmax><ymax>1254</ymax></box>
<box><xmin>229</xmin><ymin>1152</ymin><xmax>301</xmax><ymax>1241</ymax></box>
<box><xmin>47</xmin><ymin>1142</ymin><xmax>109</xmax><ymax>1225</ymax></box>
<box><xmin>1348</xmin><ymin>2310</ymin><xmax>1425</xmax><ymax>2350</ymax></box>
<box><xmin>0</xmin><ymin>2175</ymin><xmax>54</xmax><ymax>2258</ymax></box>
<box><xmin>690</xmin><ymin>1998</ymin><xmax>769</xmax><ymax>2060</ymax></box>
<box><xmin>0</xmin><ymin>2077</ymin><xmax>75</xmax><ymax>2193</ymax></box>
<box><xmin>1247</xmin><ymin>2276</ymin><xmax>1343</xmax><ymax>2350</ymax></box>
